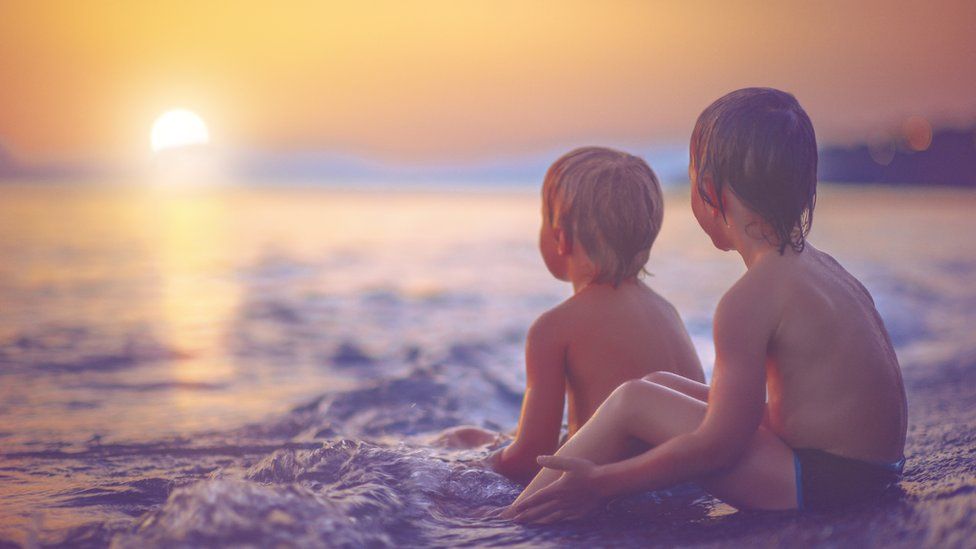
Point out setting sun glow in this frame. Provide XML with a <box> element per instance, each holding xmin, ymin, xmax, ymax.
<box><xmin>150</xmin><ymin>109</ymin><xmax>210</xmax><ymax>153</ymax></box>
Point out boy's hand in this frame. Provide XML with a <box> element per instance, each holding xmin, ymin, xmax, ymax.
<box><xmin>509</xmin><ymin>455</ymin><xmax>604</xmax><ymax>524</ymax></box>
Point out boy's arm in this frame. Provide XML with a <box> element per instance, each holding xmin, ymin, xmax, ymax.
<box><xmin>514</xmin><ymin>282</ymin><xmax>773</xmax><ymax>513</ymax></box>
<box><xmin>493</xmin><ymin>312</ymin><xmax>567</xmax><ymax>485</ymax></box>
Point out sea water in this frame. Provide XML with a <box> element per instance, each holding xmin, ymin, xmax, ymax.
<box><xmin>1</xmin><ymin>182</ymin><xmax>974</xmax><ymax>547</ymax></box>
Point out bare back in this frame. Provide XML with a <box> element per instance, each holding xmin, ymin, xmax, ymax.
<box><xmin>758</xmin><ymin>245</ymin><xmax>907</xmax><ymax>462</ymax></box>
<box><xmin>556</xmin><ymin>281</ymin><xmax>704</xmax><ymax>434</ymax></box>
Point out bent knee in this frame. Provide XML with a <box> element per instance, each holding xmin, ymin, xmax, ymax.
<box><xmin>607</xmin><ymin>379</ymin><xmax>658</xmax><ymax>410</ymax></box>
<box><xmin>642</xmin><ymin>370</ymin><xmax>682</xmax><ymax>385</ymax></box>
<box><xmin>602</xmin><ymin>378</ymin><xmax>695</xmax><ymax>436</ymax></box>
<box><xmin>599</xmin><ymin>380</ymin><xmax>646</xmax><ymax>423</ymax></box>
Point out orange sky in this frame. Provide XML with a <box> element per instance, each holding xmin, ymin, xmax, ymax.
<box><xmin>1</xmin><ymin>1</ymin><xmax>974</xmax><ymax>164</ymax></box>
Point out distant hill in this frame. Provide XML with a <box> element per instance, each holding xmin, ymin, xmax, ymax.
<box><xmin>819</xmin><ymin>126</ymin><xmax>976</xmax><ymax>187</ymax></box>
<box><xmin>4</xmin><ymin>129</ymin><xmax>973</xmax><ymax>188</ymax></box>
<box><xmin>0</xmin><ymin>143</ymin><xmax>114</xmax><ymax>181</ymax></box>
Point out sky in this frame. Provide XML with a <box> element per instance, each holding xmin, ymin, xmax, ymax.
<box><xmin>0</xmin><ymin>1</ymin><xmax>974</xmax><ymax>166</ymax></box>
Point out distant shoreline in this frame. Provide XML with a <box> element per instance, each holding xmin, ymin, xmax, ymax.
<box><xmin>2</xmin><ymin>124</ymin><xmax>974</xmax><ymax>188</ymax></box>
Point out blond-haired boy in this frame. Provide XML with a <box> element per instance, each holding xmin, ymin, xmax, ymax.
<box><xmin>439</xmin><ymin>146</ymin><xmax>704</xmax><ymax>485</ymax></box>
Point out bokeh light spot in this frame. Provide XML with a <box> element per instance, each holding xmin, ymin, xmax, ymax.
<box><xmin>903</xmin><ymin>116</ymin><xmax>933</xmax><ymax>152</ymax></box>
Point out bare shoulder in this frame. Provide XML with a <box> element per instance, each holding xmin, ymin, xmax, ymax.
<box><xmin>814</xmin><ymin>248</ymin><xmax>877</xmax><ymax>305</ymax></box>
<box><xmin>715</xmin><ymin>263</ymin><xmax>784</xmax><ymax>338</ymax></box>
<box><xmin>526</xmin><ymin>300</ymin><xmax>574</xmax><ymax>352</ymax></box>
<box><xmin>536</xmin><ymin>287</ymin><xmax>608</xmax><ymax>326</ymax></box>
<box><xmin>719</xmin><ymin>264</ymin><xmax>779</xmax><ymax>312</ymax></box>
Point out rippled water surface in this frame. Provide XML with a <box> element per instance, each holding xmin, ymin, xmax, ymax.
<box><xmin>2</xmin><ymin>183</ymin><xmax>975</xmax><ymax>547</ymax></box>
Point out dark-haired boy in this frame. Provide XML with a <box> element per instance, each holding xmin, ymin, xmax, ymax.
<box><xmin>507</xmin><ymin>88</ymin><xmax>908</xmax><ymax>522</ymax></box>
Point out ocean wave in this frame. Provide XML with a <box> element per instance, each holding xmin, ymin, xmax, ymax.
<box><xmin>112</xmin><ymin>440</ymin><xmax>520</xmax><ymax>548</ymax></box>
<box><xmin>0</xmin><ymin>324</ymin><xmax>189</xmax><ymax>374</ymax></box>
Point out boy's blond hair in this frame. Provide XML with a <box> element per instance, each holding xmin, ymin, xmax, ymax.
<box><xmin>543</xmin><ymin>146</ymin><xmax>664</xmax><ymax>286</ymax></box>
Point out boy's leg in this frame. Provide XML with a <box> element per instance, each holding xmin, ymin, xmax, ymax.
<box><xmin>511</xmin><ymin>379</ymin><xmax>796</xmax><ymax>511</ymax></box>
<box><xmin>642</xmin><ymin>371</ymin><xmax>709</xmax><ymax>401</ymax></box>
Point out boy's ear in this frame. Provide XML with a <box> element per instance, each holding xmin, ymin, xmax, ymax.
<box><xmin>554</xmin><ymin>226</ymin><xmax>573</xmax><ymax>256</ymax></box>
<box><xmin>700</xmin><ymin>174</ymin><xmax>723</xmax><ymax>214</ymax></box>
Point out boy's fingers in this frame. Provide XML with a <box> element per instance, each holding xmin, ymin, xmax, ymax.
<box><xmin>513</xmin><ymin>499</ymin><xmax>565</xmax><ymax>524</ymax></box>
<box><xmin>513</xmin><ymin>486</ymin><xmax>559</xmax><ymax>513</ymax></box>
<box><xmin>531</xmin><ymin>509</ymin><xmax>572</xmax><ymax>525</ymax></box>
<box><xmin>485</xmin><ymin>505</ymin><xmax>510</xmax><ymax>520</ymax></box>
<box><xmin>536</xmin><ymin>455</ymin><xmax>586</xmax><ymax>472</ymax></box>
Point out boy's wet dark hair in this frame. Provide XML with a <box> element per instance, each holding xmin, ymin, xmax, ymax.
<box><xmin>691</xmin><ymin>87</ymin><xmax>818</xmax><ymax>253</ymax></box>
<box><xmin>543</xmin><ymin>146</ymin><xmax>664</xmax><ymax>287</ymax></box>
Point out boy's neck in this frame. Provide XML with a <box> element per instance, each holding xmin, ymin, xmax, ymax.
<box><xmin>571</xmin><ymin>275</ymin><xmax>593</xmax><ymax>294</ymax></box>
<box><xmin>735</xmin><ymin>238</ymin><xmax>779</xmax><ymax>268</ymax></box>
<box><xmin>733</xmin><ymin>234</ymin><xmax>806</xmax><ymax>268</ymax></box>
<box><xmin>564</xmin><ymin>254</ymin><xmax>597</xmax><ymax>293</ymax></box>
<box><xmin>718</xmin><ymin>194</ymin><xmax>802</xmax><ymax>268</ymax></box>
<box><xmin>571</xmin><ymin>276</ymin><xmax>640</xmax><ymax>294</ymax></box>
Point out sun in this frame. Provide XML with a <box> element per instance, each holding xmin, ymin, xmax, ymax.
<box><xmin>150</xmin><ymin>109</ymin><xmax>210</xmax><ymax>153</ymax></box>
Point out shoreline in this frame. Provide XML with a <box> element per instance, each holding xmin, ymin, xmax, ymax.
<box><xmin>1</xmin><ymin>352</ymin><xmax>973</xmax><ymax>547</ymax></box>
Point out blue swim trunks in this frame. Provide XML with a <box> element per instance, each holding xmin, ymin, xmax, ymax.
<box><xmin>793</xmin><ymin>448</ymin><xmax>905</xmax><ymax>510</ymax></box>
